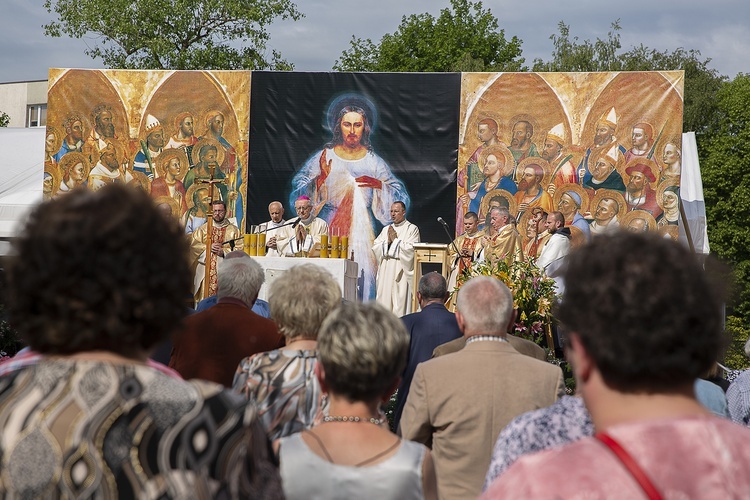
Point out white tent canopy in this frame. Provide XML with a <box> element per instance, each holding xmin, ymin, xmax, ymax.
<box><xmin>0</xmin><ymin>128</ymin><xmax>710</xmax><ymax>255</ymax></box>
<box><xmin>0</xmin><ymin>128</ymin><xmax>43</xmax><ymax>254</ymax></box>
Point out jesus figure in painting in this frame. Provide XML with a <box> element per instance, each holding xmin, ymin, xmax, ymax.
<box><xmin>290</xmin><ymin>94</ymin><xmax>410</xmax><ymax>300</ymax></box>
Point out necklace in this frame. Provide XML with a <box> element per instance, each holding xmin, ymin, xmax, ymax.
<box><xmin>323</xmin><ymin>415</ymin><xmax>384</xmax><ymax>425</ymax></box>
<box><xmin>305</xmin><ymin>430</ymin><xmax>400</xmax><ymax>467</ymax></box>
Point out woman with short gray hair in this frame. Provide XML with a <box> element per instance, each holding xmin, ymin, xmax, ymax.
<box><xmin>233</xmin><ymin>263</ymin><xmax>341</xmax><ymax>442</ymax></box>
<box><xmin>278</xmin><ymin>302</ymin><xmax>437</xmax><ymax>499</ymax></box>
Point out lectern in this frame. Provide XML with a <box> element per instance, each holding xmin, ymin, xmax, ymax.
<box><xmin>411</xmin><ymin>243</ymin><xmax>450</xmax><ymax>312</ymax></box>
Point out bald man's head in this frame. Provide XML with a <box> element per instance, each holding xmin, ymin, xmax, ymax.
<box><xmin>268</xmin><ymin>201</ymin><xmax>284</xmax><ymax>223</ymax></box>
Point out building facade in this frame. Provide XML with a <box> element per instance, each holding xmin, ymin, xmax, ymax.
<box><xmin>0</xmin><ymin>80</ymin><xmax>48</xmax><ymax>128</ymax></box>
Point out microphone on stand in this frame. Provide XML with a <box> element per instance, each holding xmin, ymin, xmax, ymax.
<box><xmin>437</xmin><ymin>217</ymin><xmax>467</xmax><ymax>269</ymax></box>
<box><xmin>222</xmin><ymin>217</ymin><xmax>302</xmax><ymax>245</ymax></box>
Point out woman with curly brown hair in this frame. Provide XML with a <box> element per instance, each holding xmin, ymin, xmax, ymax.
<box><xmin>0</xmin><ymin>185</ymin><xmax>281</xmax><ymax>499</ymax></box>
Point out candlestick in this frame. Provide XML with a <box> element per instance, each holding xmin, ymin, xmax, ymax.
<box><xmin>341</xmin><ymin>235</ymin><xmax>349</xmax><ymax>260</ymax></box>
<box><xmin>320</xmin><ymin>234</ymin><xmax>329</xmax><ymax>258</ymax></box>
<box><xmin>247</xmin><ymin>233</ymin><xmax>258</xmax><ymax>256</ymax></box>
<box><xmin>248</xmin><ymin>233</ymin><xmax>258</xmax><ymax>255</ymax></box>
<box><xmin>257</xmin><ymin>232</ymin><xmax>266</xmax><ymax>256</ymax></box>
<box><xmin>331</xmin><ymin>235</ymin><xmax>340</xmax><ymax>259</ymax></box>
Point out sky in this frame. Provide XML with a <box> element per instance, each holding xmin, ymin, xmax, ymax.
<box><xmin>1</xmin><ymin>0</ymin><xmax>748</xmax><ymax>83</ymax></box>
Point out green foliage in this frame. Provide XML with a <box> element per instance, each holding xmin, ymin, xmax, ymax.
<box><xmin>43</xmin><ymin>0</ymin><xmax>303</xmax><ymax>70</ymax></box>
<box><xmin>0</xmin><ymin>112</ymin><xmax>8</xmax><ymax>128</ymax></box>
<box><xmin>456</xmin><ymin>258</ymin><xmax>557</xmax><ymax>345</ymax></box>
<box><xmin>532</xmin><ymin>20</ymin><xmax>623</xmax><ymax>72</ymax></box>
<box><xmin>700</xmin><ymin>74</ymin><xmax>750</xmax><ymax>320</ymax></box>
<box><xmin>333</xmin><ymin>0</ymin><xmax>524</xmax><ymax>72</ymax></box>
<box><xmin>723</xmin><ymin>316</ymin><xmax>750</xmax><ymax>371</ymax></box>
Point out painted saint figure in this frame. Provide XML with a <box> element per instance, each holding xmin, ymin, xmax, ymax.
<box><xmin>463</xmin><ymin>118</ymin><xmax>501</xmax><ymax>190</ymax></box>
<box><xmin>578</xmin><ymin>107</ymin><xmax>627</xmax><ymax>187</ymax></box>
<box><xmin>166</xmin><ymin>112</ymin><xmax>199</xmax><ymax>152</ymax></box>
<box><xmin>541</xmin><ymin>123</ymin><xmax>577</xmax><ymax>194</ymax></box>
<box><xmin>150</xmin><ymin>148</ymin><xmax>189</xmax><ymax>217</ymax></box>
<box><xmin>660</xmin><ymin>140</ymin><xmax>682</xmax><ymax>184</ymax></box>
<box><xmin>290</xmin><ymin>95</ymin><xmax>410</xmax><ymax>300</ymax></box>
<box><xmin>514</xmin><ymin>159</ymin><xmax>554</xmax><ymax>219</ymax></box>
<box><xmin>57</xmin><ymin>152</ymin><xmax>90</xmax><ymax>194</ymax></box>
<box><xmin>53</xmin><ymin>114</ymin><xmax>84</xmax><ymax>163</ymax></box>
<box><xmin>184</xmin><ymin>141</ymin><xmax>228</xmax><ymax>203</ymax></box>
<box><xmin>84</xmin><ymin>104</ymin><xmax>119</xmax><ymax>166</ymax></box>
<box><xmin>508</xmin><ymin>119</ymin><xmax>539</xmax><ymax>166</ymax></box>
<box><xmin>657</xmin><ymin>185</ymin><xmax>680</xmax><ymax>228</ymax></box>
<box><xmin>200</xmin><ymin>110</ymin><xmax>243</xmax><ymax>223</ymax></box>
<box><xmin>458</xmin><ymin>144</ymin><xmax>516</xmax><ymax>234</ymax></box>
<box><xmin>132</xmin><ymin>114</ymin><xmax>165</xmax><ymax>179</ymax></box>
<box><xmin>623</xmin><ymin>122</ymin><xmax>654</xmax><ymax>164</ymax></box>
<box><xmin>88</xmin><ymin>141</ymin><xmax>133</xmax><ymax>190</ymax></box>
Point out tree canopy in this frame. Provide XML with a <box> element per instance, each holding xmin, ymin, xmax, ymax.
<box><xmin>43</xmin><ymin>0</ymin><xmax>303</xmax><ymax>70</ymax></box>
<box><xmin>0</xmin><ymin>112</ymin><xmax>8</xmax><ymax>128</ymax></box>
<box><xmin>700</xmin><ymin>74</ymin><xmax>750</xmax><ymax>320</ymax></box>
<box><xmin>532</xmin><ymin>20</ymin><xmax>623</xmax><ymax>73</ymax></box>
<box><xmin>333</xmin><ymin>0</ymin><xmax>524</xmax><ymax>72</ymax></box>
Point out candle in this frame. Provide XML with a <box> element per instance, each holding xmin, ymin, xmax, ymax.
<box><xmin>258</xmin><ymin>232</ymin><xmax>266</xmax><ymax>256</ymax></box>
<box><xmin>341</xmin><ymin>235</ymin><xmax>349</xmax><ymax>260</ymax></box>
<box><xmin>320</xmin><ymin>234</ymin><xmax>329</xmax><ymax>258</ymax></box>
<box><xmin>243</xmin><ymin>234</ymin><xmax>253</xmax><ymax>256</ymax></box>
<box><xmin>331</xmin><ymin>235</ymin><xmax>340</xmax><ymax>259</ymax></box>
<box><xmin>247</xmin><ymin>233</ymin><xmax>258</xmax><ymax>256</ymax></box>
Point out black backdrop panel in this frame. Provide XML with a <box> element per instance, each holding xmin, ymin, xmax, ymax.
<box><xmin>247</xmin><ymin>72</ymin><xmax>460</xmax><ymax>244</ymax></box>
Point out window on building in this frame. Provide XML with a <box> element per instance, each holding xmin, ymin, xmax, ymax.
<box><xmin>27</xmin><ymin>104</ymin><xmax>47</xmax><ymax>128</ymax></box>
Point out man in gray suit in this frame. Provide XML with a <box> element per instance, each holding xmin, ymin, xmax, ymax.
<box><xmin>400</xmin><ymin>276</ymin><xmax>564</xmax><ymax>500</ymax></box>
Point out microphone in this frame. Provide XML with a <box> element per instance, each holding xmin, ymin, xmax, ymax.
<box><xmin>222</xmin><ymin>217</ymin><xmax>302</xmax><ymax>245</ymax></box>
<box><xmin>437</xmin><ymin>217</ymin><xmax>466</xmax><ymax>268</ymax></box>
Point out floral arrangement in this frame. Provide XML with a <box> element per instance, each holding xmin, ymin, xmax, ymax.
<box><xmin>455</xmin><ymin>258</ymin><xmax>558</xmax><ymax>345</ymax></box>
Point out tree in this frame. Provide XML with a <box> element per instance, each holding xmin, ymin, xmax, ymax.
<box><xmin>333</xmin><ymin>0</ymin><xmax>524</xmax><ymax>72</ymax></box>
<box><xmin>532</xmin><ymin>20</ymin><xmax>622</xmax><ymax>73</ymax></box>
<box><xmin>700</xmin><ymin>74</ymin><xmax>750</xmax><ymax>322</ymax></box>
<box><xmin>0</xmin><ymin>112</ymin><xmax>9</xmax><ymax>128</ymax></box>
<box><xmin>43</xmin><ymin>0</ymin><xmax>303</xmax><ymax>70</ymax></box>
<box><xmin>533</xmin><ymin>21</ymin><xmax>726</xmax><ymax>136</ymax></box>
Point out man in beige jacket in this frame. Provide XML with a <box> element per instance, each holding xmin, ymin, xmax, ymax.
<box><xmin>400</xmin><ymin>276</ymin><xmax>564</xmax><ymax>499</ymax></box>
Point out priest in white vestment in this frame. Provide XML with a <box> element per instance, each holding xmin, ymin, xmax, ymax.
<box><xmin>373</xmin><ymin>201</ymin><xmax>421</xmax><ymax>317</ymax></box>
<box><xmin>277</xmin><ymin>196</ymin><xmax>329</xmax><ymax>257</ymax></box>
<box><xmin>260</xmin><ymin>200</ymin><xmax>287</xmax><ymax>257</ymax></box>
<box><xmin>536</xmin><ymin>211</ymin><xmax>571</xmax><ymax>295</ymax></box>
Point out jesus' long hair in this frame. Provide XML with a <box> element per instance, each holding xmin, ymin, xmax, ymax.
<box><xmin>326</xmin><ymin>105</ymin><xmax>373</xmax><ymax>151</ymax></box>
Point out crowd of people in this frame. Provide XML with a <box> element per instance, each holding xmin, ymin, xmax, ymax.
<box><xmin>0</xmin><ymin>184</ymin><xmax>749</xmax><ymax>499</ymax></box>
